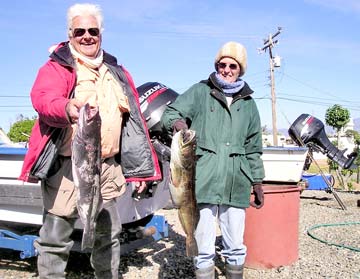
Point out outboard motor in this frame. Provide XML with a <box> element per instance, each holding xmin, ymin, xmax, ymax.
<box><xmin>135</xmin><ymin>82</ymin><xmax>179</xmax><ymax>200</ymax></box>
<box><xmin>137</xmin><ymin>81</ymin><xmax>179</xmax><ymax>161</ymax></box>
<box><xmin>137</xmin><ymin>82</ymin><xmax>179</xmax><ymax>147</ymax></box>
<box><xmin>288</xmin><ymin>114</ymin><xmax>357</xmax><ymax>169</ymax></box>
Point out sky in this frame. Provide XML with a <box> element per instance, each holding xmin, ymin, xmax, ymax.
<box><xmin>0</xmin><ymin>0</ymin><xmax>359</xmax><ymax>134</ymax></box>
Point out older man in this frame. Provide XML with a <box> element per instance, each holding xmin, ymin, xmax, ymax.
<box><xmin>19</xmin><ymin>3</ymin><xmax>160</xmax><ymax>279</ymax></box>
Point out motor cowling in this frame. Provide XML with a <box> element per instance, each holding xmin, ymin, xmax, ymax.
<box><xmin>288</xmin><ymin>114</ymin><xmax>357</xmax><ymax>169</ymax></box>
<box><xmin>137</xmin><ymin>82</ymin><xmax>179</xmax><ymax>147</ymax></box>
<box><xmin>134</xmin><ymin>82</ymin><xmax>178</xmax><ymax>195</ymax></box>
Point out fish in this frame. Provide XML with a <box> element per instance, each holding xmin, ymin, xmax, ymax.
<box><xmin>72</xmin><ymin>103</ymin><xmax>103</xmax><ymax>250</ymax></box>
<box><xmin>169</xmin><ymin>129</ymin><xmax>199</xmax><ymax>257</ymax></box>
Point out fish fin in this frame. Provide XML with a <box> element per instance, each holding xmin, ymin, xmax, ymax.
<box><xmin>186</xmin><ymin>237</ymin><xmax>198</xmax><ymax>257</ymax></box>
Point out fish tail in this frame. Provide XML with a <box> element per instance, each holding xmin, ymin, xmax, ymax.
<box><xmin>186</xmin><ymin>236</ymin><xmax>198</xmax><ymax>257</ymax></box>
<box><xmin>81</xmin><ymin>218</ymin><xmax>96</xmax><ymax>250</ymax></box>
<box><xmin>81</xmin><ymin>229</ymin><xmax>95</xmax><ymax>250</ymax></box>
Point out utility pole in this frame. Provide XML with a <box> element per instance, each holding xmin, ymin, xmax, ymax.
<box><xmin>259</xmin><ymin>27</ymin><xmax>282</xmax><ymax>146</ymax></box>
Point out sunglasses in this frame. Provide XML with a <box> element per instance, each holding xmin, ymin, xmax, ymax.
<box><xmin>217</xmin><ymin>62</ymin><xmax>238</xmax><ymax>70</ymax></box>
<box><xmin>72</xmin><ymin>28</ymin><xmax>100</xmax><ymax>38</ymax></box>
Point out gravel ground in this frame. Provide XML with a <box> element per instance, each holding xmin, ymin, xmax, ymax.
<box><xmin>0</xmin><ymin>189</ymin><xmax>359</xmax><ymax>279</ymax></box>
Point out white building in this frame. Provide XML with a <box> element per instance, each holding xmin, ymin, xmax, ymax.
<box><xmin>262</xmin><ymin>134</ymin><xmax>291</xmax><ymax>147</ymax></box>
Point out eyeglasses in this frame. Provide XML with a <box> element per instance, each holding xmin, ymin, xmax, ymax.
<box><xmin>217</xmin><ymin>62</ymin><xmax>238</xmax><ymax>70</ymax></box>
<box><xmin>71</xmin><ymin>28</ymin><xmax>100</xmax><ymax>38</ymax></box>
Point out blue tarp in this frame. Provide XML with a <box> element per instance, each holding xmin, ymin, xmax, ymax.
<box><xmin>302</xmin><ymin>174</ymin><xmax>332</xmax><ymax>190</ymax></box>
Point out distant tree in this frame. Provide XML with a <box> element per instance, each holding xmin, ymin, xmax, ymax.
<box><xmin>325</xmin><ymin>104</ymin><xmax>350</xmax><ymax>145</ymax></box>
<box><xmin>8</xmin><ymin>118</ymin><xmax>36</xmax><ymax>143</ymax></box>
<box><xmin>325</xmin><ymin>105</ymin><xmax>350</xmax><ymax>189</ymax></box>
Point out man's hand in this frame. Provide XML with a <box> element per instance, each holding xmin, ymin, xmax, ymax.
<box><xmin>172</xmin><ymin>119</ymin><xmax>188</xmax><ymax>135</ymax></box>
<box><xmin>172</xmin><ymin>119</ymin><xmax>191</xmax><ymax>142</ymax></box>
<box><xmin>65</xmin><ymin>99</ymin><xmax>84</xmax><ymax>124</ymax></box>
<box><xmin>132</xmin><ymin>181</ymin><xmax>147</xmax><ymax>201</ymax></box>
<box><xmin>250</xmin><ymin>183</ymin><xmax>264</xmax><ymax>209</ymax></box>
<box><xmin>134</xmin><ymin>181</ymin><xmax>147</xmax><ymax>193</ymax></box>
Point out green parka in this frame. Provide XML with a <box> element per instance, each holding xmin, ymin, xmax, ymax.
<box><xmin>161</xmin><ymin>73</ymin><xmax>265</xmax><ymax>208</ymax></box>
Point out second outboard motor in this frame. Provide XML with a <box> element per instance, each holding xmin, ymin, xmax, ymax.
<box><xmin>288</xmin><ymin>114</ymin><xmax>357</xmax><ymax>169</ymax></box>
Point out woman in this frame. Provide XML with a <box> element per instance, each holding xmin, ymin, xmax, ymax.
<box><xmin>161</xmin><ymin>41</ymin><xmax>265</xmax><ymax>279</ymax></box>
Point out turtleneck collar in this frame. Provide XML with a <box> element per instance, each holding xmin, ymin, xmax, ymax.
<box><xmin>214</xmin><ymin>72</ymin><xmax>245</xmax><ymax>96</ymax></box>
<box><xmin>68</xmin><ymin>43</ymin><xmax>104</xmax><ymax>69</ymax></box>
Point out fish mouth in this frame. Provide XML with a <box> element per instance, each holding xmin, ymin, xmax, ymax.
<box><xmin>181</xmin><ymin>129</ymin><xmax>196</xmax><ymax>145</ymax></box>
<box><xmin>83</xmin><ymin>103</ymin><xmax>99</xmax><ymax>121</ymax></box>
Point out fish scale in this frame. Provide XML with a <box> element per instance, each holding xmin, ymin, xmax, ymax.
<box><xmin>72</xmin><ymin>103</ymin><xmax>103</xmax><ymax>250</ymax></box>
<box><xmin>170</xmin><ymin>129</ymin><xmax>199</xmax><ymax>256</ymax></box>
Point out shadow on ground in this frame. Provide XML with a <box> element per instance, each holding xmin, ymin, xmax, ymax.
<box><xmin>0</xmin><ymin>219</ymin><xmax>229</xmax><ymax>278</ymax></box>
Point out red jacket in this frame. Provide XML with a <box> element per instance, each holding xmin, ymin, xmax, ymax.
<box><xmin>19</xmin><ymin>42</ymin><xmax>161</xmax><ymax>183</ymax></box>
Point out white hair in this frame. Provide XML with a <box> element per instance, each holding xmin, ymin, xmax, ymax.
<box><xmin>67</xmin><ymin>3</ymin><xmax>104</xmax><ymax>37</ymax></box>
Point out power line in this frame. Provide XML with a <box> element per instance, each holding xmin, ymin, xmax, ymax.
<box><xmin>276</xmin><ymin>96</ymin><xmax>360</xmax><ymax>111</ymax></box>
<box><xmin>281</xmin><ymin>72</ymin><xmax>356</xmax><ymax>103</ymax></box>
<box><xmin>256</xmin><ymin>95</ymin><xmax>360</xmax><ymax>112</ymax></box>
<box><xmin>279</xmin><ymin>92</ymin><xmax>360</xmax><ymax>106</ymax></box>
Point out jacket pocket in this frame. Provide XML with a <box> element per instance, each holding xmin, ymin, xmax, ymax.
<box><xmin>101</xmin><ymin>158</ymin><xmax>126</xmax><ymax>200</ymax></box>
<box><xmin>42</xmin><ymin>157</ymin><xmax>77</xmax><ymax>217</ymax></box>
<box><xmin>31</xmin><ymin>128</ymin><xmax>66</xmax><ymax>180</ymax></box>
<box><xmin>239</xmin><ymin>157</ymin><xmax>254</xmax><ymax>184</ymax></box>
<box><xmin>120</xmin><ymin>113</ymin><xmax>154</xmax><ymax>178</ymax></box>
<box><xmin>196</xmin><ymin>141</ymin><xmax>216</xmax><ymax>154</ymax></box>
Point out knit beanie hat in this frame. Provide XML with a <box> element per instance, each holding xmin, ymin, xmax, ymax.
<box><xmin>214</xmin><ymin>41</ymin><xmax>247</xmax><ymax>77</ymax></box>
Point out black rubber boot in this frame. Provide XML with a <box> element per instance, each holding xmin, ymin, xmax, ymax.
<box><xmin>225</xmin><ymin>263</ymin><xmax>244</xmax><ymax>279</ymax></box>
<box><xmin>195</xmin><ymin>264</ymin><xmax>215</xmax><ymax>279</ymax></box>
<box><xmin>34</xmin><ymin>213</ymin><xmax>75</xmax><ymax>279</ymax></box>
<box><xmin>91</xmin><ymin>200</ymin><xmax>122</xmax><ymax>279</ymax></box>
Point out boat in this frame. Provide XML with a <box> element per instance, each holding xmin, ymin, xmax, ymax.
<box><xmin>262</xmin><ymin>146</ymin><xmax>308</xmax><ymax>183</ymax></box>
<box><xmin>0</xmin><ymin>143</ymin><xmax>170</xmax><ymax>258</ymax></box>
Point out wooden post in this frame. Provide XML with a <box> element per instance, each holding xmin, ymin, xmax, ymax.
<box><xmin>259</xmin><ymin>27</ymin><xmax>282</xmax><ymax>146</ymax></box>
